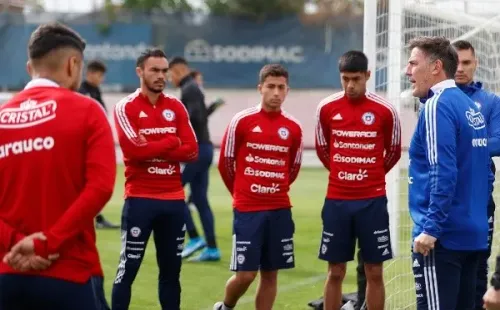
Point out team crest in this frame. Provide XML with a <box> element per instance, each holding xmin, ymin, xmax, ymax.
<box><xmin>162</xmin><ymin>109</ymin><xmax>175</xmax><ymax>121</ymax></box>
<box><xmin>278</xmin><ymin>127</ymin><xmax>289</xmax><ymax>140</ymax></box>
<box><xmin>362</xmin><ymin>112</ymin><xmax>375</xmax><ymax>125</ymax></box>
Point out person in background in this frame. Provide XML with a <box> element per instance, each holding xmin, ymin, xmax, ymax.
<box><xmin>168</xmin><ymin>57</ymin><xmax>221</xmax><ymax>262</ymax></box>
<box><xmin>189</xmin><ymin>70</ymin><xmax>225</xmax><ymax>116</ymax></box>
<box><xmin>78</xmin><ymin>59</ymin><xmax>120</xmax><ymax>230</ymax></box>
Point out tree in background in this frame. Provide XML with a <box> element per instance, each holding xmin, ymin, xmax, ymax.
<box><xmin>205</xmin><ymin>0</ymin><xmax>306</xmax><ymax>20</ymax></box>
<box><xmin>122</xmin><ymin>0</ymin><xmax>192</xmax><ymax>13</ymax></box>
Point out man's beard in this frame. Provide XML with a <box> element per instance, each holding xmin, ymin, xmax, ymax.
<box><xmin>145</xmin><ymin>78</ymin><xmax>164</xmax><ymax>93</ymax></box>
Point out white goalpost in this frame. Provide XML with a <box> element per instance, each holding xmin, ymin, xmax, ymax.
<box><xmin>364</xmin><ymin>0</ymin><xmax>500</xmax><ymax>308</ymax></box>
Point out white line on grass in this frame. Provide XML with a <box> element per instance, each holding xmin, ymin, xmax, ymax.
<box><xmin>201</xmin><ymin>274</ymin><xmax>325</xmax><ymax>310</ymax></box>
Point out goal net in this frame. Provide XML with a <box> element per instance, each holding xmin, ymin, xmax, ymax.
<box><xmin>364</xmin><ymin>0</ymin><xmax>500</xmax><ymax>308</ymax></box>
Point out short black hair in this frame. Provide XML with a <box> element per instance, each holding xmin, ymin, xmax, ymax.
<box><xmin>408</xmin><ymin>36</ymin><xmax>458</xmax><ymax>79</ymax></box>
<box><xmin>87</xmin><ymin>60</ymin><xmax>107</xmax><ymax>73</ymax></box>
<box><xmin>28</xmin><ymin>22</ymin><xmax>86</xmax><ymax>61</ymax></box>
<box><xmin>136</xmin><ymin>48</ymin><xmax>167</xmax><ymax>68</ymax></box>
<box><xmin>338</xmin><ymin>50</ymin><xmax>369</xmax><ymax>73</ymax></box>
<box><xmin>169</xmin><ymin>56</ymin><xmax>188</xmax><ymax>67</ymax></box>
<box><xmin>452</xmin><ymin>40</ymin><xmax>476</xmax><ymax>56</ymax></box>
<box><xmin>189</xmin><ymin>70</ymin><xmax>201</xmax><ymax>79</ymax></box>
<box><xmin>259</xmin><ymin>64</ymin><xmax>289</xmax><ymax>84</ymax></box>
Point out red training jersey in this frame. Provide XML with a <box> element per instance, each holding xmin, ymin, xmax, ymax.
<box><xmin>315</xmin><ymin>91</ymin><xmax>401</xmax><ymax>200</ymax></box>
<box><xmin>0</xmin><ymin>78</ymin><xmax>116</xmax><ymax>283</ymax></box>
<box><xmin>114</xmin><ymin>89</ymin><xmax>198</xmax><ymax>200</ymax></box>
<box><xmin>218</xmin><ymin>105</ymin><xmax>303</xmax><ymax>212</ymax></box>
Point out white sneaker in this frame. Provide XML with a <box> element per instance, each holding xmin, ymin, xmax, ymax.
<box><xmin>213</xmin><ymin>301</ymin><xmax>224</xmax><ymax>310</ymax></box>
<box><xmin>341</xmin><ymin>300</ymin><xmax>355</xmax><ymax>310</ymax></box>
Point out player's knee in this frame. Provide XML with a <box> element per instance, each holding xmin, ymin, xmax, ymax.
<box><xmin>327</xmin><ymin>263</ymin><xmax>346</xmax><ymax>283</ymax></box>
<box><xmin>259</xmin><ymin>270</ymin><xmax>278</xmax><ymax>286</ymax></box>
<box><xmin>235</xmin><ymin>271</ymin><xmax>258</xmax><ymax>285</ymax></box>
<box><xmin>364</xmin><ymin>263</ymin><xmax>384</xmax><ymax>284</ymax></box>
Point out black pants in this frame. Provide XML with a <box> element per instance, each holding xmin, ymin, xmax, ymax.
<box><xmin>111</xmin><ymin>198</ymin><xmax>185</xmax><ymax>310</ymax></box>
<box><xmin>0</xmin><ymin>274</ymin><xmax>97</xmax><ymax>310</ymax></box>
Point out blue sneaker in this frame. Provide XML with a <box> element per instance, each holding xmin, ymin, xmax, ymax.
<box><xmin>181</xmin><ymin>237</ymin><xmax>206</xmax><ymax>259</ymax></box>
<box><xmin>188</xmin><ymin>247</ymin><xmax>221</xmax><ymax>262</ymax></box>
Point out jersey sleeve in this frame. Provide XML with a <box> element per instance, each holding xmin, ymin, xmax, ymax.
<box><xmin>422</xmin><ymin>97</ymin><xmax>457</xmax><ymax>239</ymax></box>
<box><xmin>315</xmin><ymin>103</ymin><xmax>331</xmax><ymax>170</ymax></box>
<box><xmin>34</xmin><ymin>101</ymin><xmax>117</xmax><ymax>256</ymax></box>
<box><xmin>488</xmin><ymin>94</ymin><xmax>500</xmax><ymax>157</ymax></box>
<box><xmin>218</xmin><ymin>115</ymin><xmax>243</xmax><ymax>194</ymax></box>
<box><xmin>289</xmin><ymin>124</ymin><xmax>303</xmax><ymax>185</ymax></box>
<box><xmin>114</xmin><ymin>99</ymin><xmax>181</xmax><ymax>161</ymax></box>
<box><xmin>383</xmin><ymin>103</ymin><xmax>402</xmax><ymax>173</ymax></box>
<box><xmin>0</xmin><ymin>222</ymin><xmax>25</xmax><ymax>252</ymax></box>
<box><xmin>163</xmin><ymin>102</ymin><xmax>199</xmax><ymax>162</ymax></box>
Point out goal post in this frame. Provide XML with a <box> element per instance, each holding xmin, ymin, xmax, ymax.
<box><xmin>364</xmin><ymin>0</ymin><xmax>500</xmax><ymax>308</ymax></box>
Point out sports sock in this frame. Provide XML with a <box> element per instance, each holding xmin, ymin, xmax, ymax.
<box><xmin>222</xmin><ymin>303</ymin><xmax>234</xmax><ymax>310</ymax></box>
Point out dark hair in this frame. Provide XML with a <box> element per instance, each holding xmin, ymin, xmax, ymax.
<box><xmin>408</xmin><ymin>36</ymin><xmax>458</xmax><ymax>79</ymax></box>
<box><xmin>452</xmin><ymin>40</ymin><xmax>475</xmax><ymax>55</ymax></box>
<box><xmin>259</xmin><ymin>64</ymin><xmax>289</xmax><ymax>84</ymax></box>
<box><xmin>136</xmin><ymin>48</ymin><xmax>167</xmax><ymax>68</ymax></box>
<box><xmin>189</xmin><ymin>70</ymin><xmax>201</xmax><ymax>79</ymax></box>
<box><xmin>28</xmin><ymin>22</ymin><xmax>86</xmax><ymax>61</ymax></box>
<box><xmin>87</xmin><ymin>60</ymin><xmax>107</xmax><ymax>73</ymax></box>
<box><xmin>338</xmin><ymin>50</ymin><xmax>368</xmax><ymax>72</ymax></box>
<box><xmin>169</xmin><ymin>56</ymin><xmax>189</xmax><ymax>67</ymax></box>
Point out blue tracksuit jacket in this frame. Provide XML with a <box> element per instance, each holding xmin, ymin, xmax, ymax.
<box><xmin>408</xmin><ymin>79</ymin><xmax>491</xmax><ymax>251</ymax></box>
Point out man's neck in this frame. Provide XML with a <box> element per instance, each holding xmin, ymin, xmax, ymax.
<box><xmin>261</xmin><ymin>105</ymin><xmax>281</xmax><ymax>113</ymax></box>
<box><xmin>141</xmin><ymin>87</ymin><xmax>161</xmax><ymax>105</ymax></box>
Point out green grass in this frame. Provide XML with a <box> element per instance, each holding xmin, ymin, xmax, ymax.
<box><xmin>96</xmin><ymin>166</ymin><xmax>418</xmax><ymax>309</ymax></box>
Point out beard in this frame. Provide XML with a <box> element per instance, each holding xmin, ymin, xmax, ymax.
<box><xmin>144</xmin><ymin>77</ymin><xmax>165</xmax><ymax>93</ymax></box>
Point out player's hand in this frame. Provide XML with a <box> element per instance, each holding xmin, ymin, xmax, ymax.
<box><xmin>484</xmin><ymin>287</ymin><xmax>500</xmax><ymax>309</ymax></box>
<box><xmin>413</xmin><ymin>233</ymin><xmax>437</xmax><ymax>256</ymax></box>
<box><xmin>4</xmin><ymin>232</ymin><xmax>59</xmax><ymax>271</ymax></box>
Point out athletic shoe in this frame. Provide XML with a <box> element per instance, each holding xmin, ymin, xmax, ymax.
<box><xmin>188</xmin><ymin>247</ymin><xmax>221</xmax><ymax>262</ymax></box>
<box><xmin>181</xmin><ymin>237</ymin><xmax>206</xmax><ymax>258</ymax></box>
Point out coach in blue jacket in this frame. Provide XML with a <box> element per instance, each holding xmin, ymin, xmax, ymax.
<box><xmin>452</xmin><ymin>39</ymin><xmax>500</xmax><ymax>310</ymax></box>
<box><xmin>406</xmin><ymin>36</ymin><xmax>493</xmax><ymax>310</ymax></box>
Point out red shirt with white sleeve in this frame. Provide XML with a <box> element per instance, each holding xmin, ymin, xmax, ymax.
<box><xmin>218</xmin><ymin>105</ymin><xmax>303</xmax><ymax>212</ymax></box>
<box><xmin>114</xmin><ymin>89</ymin><xmax>198</xmax><ymax>201</ymax></box>
<box><xmin>0</xmin><ymin>78</ymin><xmax>116</xmax><ymax>283</ymax></box>
<box><xmin>315</xmin><ymin>91</ymin><xmax>401</xmax><ymax>200</ymax></box>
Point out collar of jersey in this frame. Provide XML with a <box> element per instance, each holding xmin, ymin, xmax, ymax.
<box><xmin>24</xmin><ymin>78</ymin><xmax>59</xmax><ymax>90</ymax></box>
<box><xmin>457</xmin><ymin>80</ymin><xmax>483</xmax><ymax>96</ymax></box>
<box><xmin>419</xmin><ymin>79</ymin><xmax>456</xmax><ymax>103</ymax></box>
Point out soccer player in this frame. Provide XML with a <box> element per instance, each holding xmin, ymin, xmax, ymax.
<box><xmin>168</xmin><ymin>57</ymin><xmax>220</xmax><ymax>261</ymax></box>
<box><xmin>213</xmin><ymin>64</ymin><xmax>303</xmax><ymax>310</ymax></box>
<box><xmin>79</xmin><ymin>60</ymin><xmax>120</xmax><ymax>231</ymax></box>
<box><xmin>190</xmin><ymin>70</ymin><xmax>225</xmax><ymax>116</ymax></box>
<box><xmin>0</xmin><ymin>22</ymin><xmax>116</xmax><ymax>309</ymax></box>
<box><xmin>451</xmin><ymin>39</ymin><xmax>500</xmax><ymax>310</ymax></box>
<box><xmin>111</xmin><ymin>48</ymin><xmax>198</xmax><ymax>310</ymax></box>
<box><xmin>315</xmin><ymin>50</ymin><xmax>401</xmax><ymax>310</ymax></box>
<box><xmin>406</xmin><ymin>36</ymin><xmax>492</xmax><ymax>309</ymax></box>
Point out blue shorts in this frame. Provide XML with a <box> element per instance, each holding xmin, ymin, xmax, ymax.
<box><xmin>412</xmin><ymin>242</ymin><xmax>480</xmax><ymax>310</ymax></box>
<box><xmin>230</xmin><ymin>208</ymin><xmax>295</xmax><ymax>272</ymax></box>
<box><xmin>318</xmin><ymin>196</ymin><xmax>392</xmax><ymax>263</ymax></box>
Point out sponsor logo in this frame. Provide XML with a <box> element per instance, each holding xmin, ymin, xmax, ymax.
<box><xmin>162</xmin><ymin>109</ymin><xmax>175</xmax><ymax>121</ymax></box>
<box><xmin>246</xmin><ymin>142</ymin><xmax>288</xmax><ymax>153</ymax></box>
<box><xmin>184</xmin><ymin>39</ymin><xmax>305</xmax><ymax>63</ymax></box>
<box><xmin>408</xmin><ymin>176</ymin><xmax>414</xmax><ymax>184</ymax></box>
<box><xmin>0</xmin><ymin>136</ymin><xmax>55</xmax><ymax>159</ymax></box>
<box><xmin>362</xmin><ymin>112</ymin><xmax>375</xmax><ymax>125</ymax></box>
<box><xmin>466</xmin><ymin>108</ymin><xmax>486</xmax><ymax>130</ymax></box>
<box><xmin>148</xmin><ymin>165</ymin><xmax>176</xmax><ymax>175</ymax></box>
<box><xmin>472</xmin><ymin>138</ymin><xmax>487</xmax><ymax>147</ymax></box>
<box><xmin>338</xmin><ymin>169</ymin><xmax>368</xmax><ymax>181</ymax></box>
<box><xmin>139</xmin><ymin>127</ymin><xmax>176</xmax><ymax>135</ymax></box>
<box><xmin>236</xmin><ymin>246</ymin><xmax>247</xmax><ymax>252</ymax></box>
<box><xmin>244</xmin><ymin>167</ymin><xmax>285</xmax><ymax>179</ymax></box>
<box><xmin>127</xmin><ymin>253</ymin><xmax>141</xmax><ymax>259</ymax></box>
<box><xmin>250</xmin><ymin>183</ymin><xmax>280</xmax><ymax>194</ymax></box>
<box><xmin>333</xmin><ymin>154</ymin><xmax>376</xmax><ymax>164</ymax></box>
<box><xmin>0</xmin><ymin>99</ymin><xmax>57</xmax><ymax>128</ymax></box>
<box><xmin>377</xmin><ymin>235</ymin><xmax>389</xmax><ymax>243</ymax></box>
<box><xmin>332</xmin><ymin>130</ymin><xmax>377</xmax><ymax>138</ymax></box>
<box><xmin>374</xmin><ymin>229</ymin><xmax>388</xmax><ymax>235</ymax></box>
<box><xmin>333</xmin><ymin>140</ymin><xmax>375</xmax><ymax>150</ymax></box>
<box><xmin>283</xmin><ymin>244</ymin><xmax>293</xmax><ymax>251</ymax></box>
<box><xmin>245</xmin><ymin>153</ymin><xmax>285</xmax><ymax>166</ymax></box>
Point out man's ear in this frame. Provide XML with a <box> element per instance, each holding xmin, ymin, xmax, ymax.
<box><xmin>136</xmin><ymin>66</ymin><xmax>142</xmax><ymax>78</ymax></box>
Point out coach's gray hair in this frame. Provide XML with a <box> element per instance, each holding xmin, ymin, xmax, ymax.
<box><xmin>408</xmin><ymin>36</ymin><xmax>458</xmax><ymax>79</ymax></box>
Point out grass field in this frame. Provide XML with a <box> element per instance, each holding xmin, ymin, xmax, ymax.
<box><xmin>94</xmin><ymin>166</ymin><xmax>438</xmax><ymax>309</ymax></box>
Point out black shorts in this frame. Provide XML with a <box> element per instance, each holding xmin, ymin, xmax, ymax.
<box><xmin>318</xmin><ymin>196</ymin><xmax>392</xmax><ymax>263</ymax></box>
